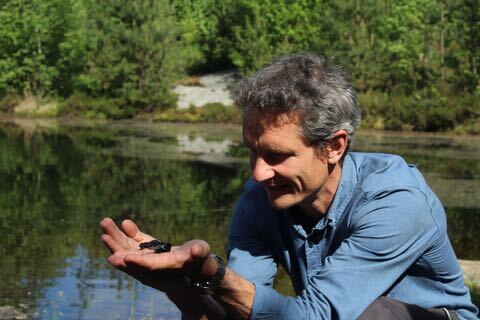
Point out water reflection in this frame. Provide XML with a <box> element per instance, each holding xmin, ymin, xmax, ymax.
<box><xmin>0</xmin><ymin>119</ymin><xmax>478</xmax><ymax>319</ymax></box>
<box><xmin>38</xmin><ymin>246</ymin><xmax>180</xmax><ymax>320</ymax></box>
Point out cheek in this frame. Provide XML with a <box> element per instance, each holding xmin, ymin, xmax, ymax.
<box><xmin>277</xmin><ymin>165</ymin><xmax>303</xmax><ymax>188</ymax></box>
<box><xmin>305</xmin><ymin>167</ymin><xmax>328</xmax><ymax>190</ymax></box>
<box><xmin>296</xmin><ymin>161</ymin><xmax>326</xmax><ymax>190</ymax></box>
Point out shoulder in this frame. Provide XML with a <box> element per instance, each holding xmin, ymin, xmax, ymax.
<box><xmin>348</xmin><ymin>152</ymin><xmax>427</xmax><ymax>196</ymax></box>
<box><xmin>345</xmin><ymin>153</ymin><xmax>441</xmax><ymax>234</ymax></box>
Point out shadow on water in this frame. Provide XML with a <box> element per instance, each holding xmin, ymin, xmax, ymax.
<box><xmin>0</xmin><ymin>119</ymin><xmax>478</xmax><ymax>318</ymax></box>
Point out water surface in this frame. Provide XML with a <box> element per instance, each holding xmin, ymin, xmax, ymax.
<box><xmin>0</xmin><ymin>118</ymin><xmax>478</xmax><ymax>319</ymax></box>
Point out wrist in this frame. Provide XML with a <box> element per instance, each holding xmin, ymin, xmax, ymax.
<box><xmin>191</xmin><ymin>254</ymin><xmax>226</xmax><ymax>295</ymax></box>
<box><xmin>165</xmin><ymin>276</ymin><xmax>191</xmax><ymax>299</ymax></box>
<box><xmin>197</xmin><ymin>253</ymin><xmax>221</xmax><ymax>280</ymax></box>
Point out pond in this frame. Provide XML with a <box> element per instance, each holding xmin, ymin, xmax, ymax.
<box><xmin>0</xmin><ymin>118</ymin><xmax>479</xmax><ymax>319</ymax></box>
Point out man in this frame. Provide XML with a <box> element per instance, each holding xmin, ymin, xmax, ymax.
<box><xmin>100</xmin><ymin>53</ymin><xmax>478</xmax><ymax>319</ymax></box>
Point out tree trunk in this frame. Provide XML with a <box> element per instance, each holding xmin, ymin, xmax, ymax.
<box><xmin>440</xmin><ymin>2</ymin><xmax>445</xmax><ymax>81</ymax></box>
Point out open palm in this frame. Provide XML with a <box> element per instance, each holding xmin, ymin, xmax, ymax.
<box><xmin>100</xmin><ymin>217</ymin><xmax>211</xmax><ymax>292</ymax></box>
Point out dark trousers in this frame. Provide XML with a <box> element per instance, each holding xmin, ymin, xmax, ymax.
<box><xmin>358</xmin><ymin>297</ymin><xmax>460</xmax><ymax>320</ymax></box>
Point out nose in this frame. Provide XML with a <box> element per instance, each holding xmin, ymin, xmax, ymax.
<box><xmin>251</xmin><ymin>155</ymin><xmax>275</xmax><ymax>182</ymax></box>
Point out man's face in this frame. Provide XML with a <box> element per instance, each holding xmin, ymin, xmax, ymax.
<box><xmin>242</xmin><ymin>112</ymin><xmax>330</xmax><ymax>210</ymax></box>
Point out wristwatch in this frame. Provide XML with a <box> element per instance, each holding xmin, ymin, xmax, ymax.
<box><xmin>191</xmin><ymin>254</ymin><xmax>226</xmax><ymax>295</ymax></box>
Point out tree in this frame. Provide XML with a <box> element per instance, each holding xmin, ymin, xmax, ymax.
<box><xmin>75</xmin><ymin>0</ymin><xmax>192</xmax><ymax>110</ymax></box>
<box><xmin>446</xmin><ymin>0</ymin><xmax>480</xmax><ymax>91</ymax></box>
<box><xmin>0</xmin><ymin>0</ymin><xmax>87</xmax><ymax>97</ymax></box>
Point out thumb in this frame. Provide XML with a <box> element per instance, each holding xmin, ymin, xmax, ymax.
<box><xmin>188</xmin><ymin>240</ymin><xmax>211</xmax><ymax>261</ymax></box>
<box><xmin>122</xmin><ymin>219</ymin><xmax>155</xmax><ymax>242</ymax></box>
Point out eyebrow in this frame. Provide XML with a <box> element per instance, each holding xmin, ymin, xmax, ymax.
<box><xmin>244</xmin><ymin>141</ymin><xmax>296</xmax><ymax>156</ymax></box>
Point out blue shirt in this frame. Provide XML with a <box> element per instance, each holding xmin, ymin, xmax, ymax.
<box><xmin>227</xmin><ymin>152</ymin><xmax>479</xmax><ymax>320</ymax></box>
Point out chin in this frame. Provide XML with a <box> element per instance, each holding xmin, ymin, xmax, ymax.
<box><xmin>267</xmin><ymin>193</ymin><xmax>299</xmax><ymax>210</ymax></box>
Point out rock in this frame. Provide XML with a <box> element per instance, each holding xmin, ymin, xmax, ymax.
<box><xmin>173</xmin><ymin>72</ymin><xmax>236</xmax><ymax>109</ymax></box>
<box><xmin>459</xmin><ymin>259</ymin><xmax>480</xmax><ymax>285</ymax></box>
<box><xmin>13</xmin><ymin>95</ymin><xmax>60</xmax><ymax>116</ymax></box>
<box><xmin>14</xmin><ymin>95</ymin><xmax>38</xmax><ymax>113</ymax></box>
<box><xmin>0</xmin><ymin>306</ymin><xmax>27</xmax><ymax>320</ymax></box>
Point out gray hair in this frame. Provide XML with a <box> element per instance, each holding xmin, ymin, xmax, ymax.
<box><xmin>235</xmin><ymin>53</ymin><xmax>361</xmax><ymax>152</ymax></box>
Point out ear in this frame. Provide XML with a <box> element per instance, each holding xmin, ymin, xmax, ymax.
<box><xmin>326</xmin><ymin>130</ymin><xmax>348</xmax><ymax>164</ymax></box>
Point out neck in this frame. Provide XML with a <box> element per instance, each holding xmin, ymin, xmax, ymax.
<box><xmin>299</xmin><ymin>162</ymin><xmax>342</xmax><ymax>219</ymax></box>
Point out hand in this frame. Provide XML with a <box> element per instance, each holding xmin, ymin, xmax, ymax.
<box><xmin>100</xmin><ymin>217</ymin><xmax>213</xmax><ymax>293</ymax></box>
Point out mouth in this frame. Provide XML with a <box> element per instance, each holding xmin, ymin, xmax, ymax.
<box><xmin>265</xmin><ymin>182</ymin><xmax>291</xmax><ymax>195</ymax></box>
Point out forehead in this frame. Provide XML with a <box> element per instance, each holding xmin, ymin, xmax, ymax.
<box><xmin>242</xmin><ymin>111</ymin><xmax>304</xmax><ymax>144</ymax></box>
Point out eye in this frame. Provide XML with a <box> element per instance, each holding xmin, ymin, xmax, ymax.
<box><xmin>264</xmin><ymin>152</ymin><xmax>289</xmax><ymax>165</ymax></box>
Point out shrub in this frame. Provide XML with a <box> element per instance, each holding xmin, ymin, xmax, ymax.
<box><xmin>359</xmin><ymin>89</ymin><xmax>477</xmax><ymax>132</ymax></box>
<box><xmin>0</xmin><ymin>94</ymin><xmax>21</xmax><ymax>113</ymax></box>
<box><xmin>153</xmin><ymin>103</ymin><xmax>241</xmax><ymax>123</ymax></box>
<box><xmin>59</xmin><ymin>93</ymin><xmax>134</xmax><ymax>119</ymax></box>
<box><xmin>198</xmin><ymin>103</ymin><xmax>242</xmax><ymax>123</ymax></box>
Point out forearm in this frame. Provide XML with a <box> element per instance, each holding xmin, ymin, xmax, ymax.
<box><xmin>215</xmin><ymin>268</ymin><xmax>255</xmax><ymax>320</ymax></box>
<box><xmin>167</xmin><ymin>268</ymin><xmax>255</xmax><ymax>320</ymax></box>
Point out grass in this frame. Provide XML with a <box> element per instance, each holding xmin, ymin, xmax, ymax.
<box><xmin>468</xmin><ymin>282</ymin><xmax>480</xmax><ymax>308</ymax></box>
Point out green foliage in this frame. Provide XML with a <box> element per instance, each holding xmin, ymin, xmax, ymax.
<box><xmin>447</xmin><ymin>0</ymin><xmax>480</xmax><ymax>90</ymax></box>
<box><xmin>470</xmin><ymin>283</ymin><xmax>480</xmax><ymax>309</ymax></box>
<box><xmin>59</xmin><ymin>92</ymin><xmax>134</xmax><ymax>119</ymax></box>
<box><xmin>225</xmin><ymin>0</ymin><xmax>323</xmax><ymax>75</ymax></box>
<box><xmin>360</xmin><ymin>87</ymin><xmax>479</xmax><ymax>132</ymax></box>
<box><xmin>197</xmin><ymin>103</ymin><xmax>242</xmax><ymax>123</ymax></box>
<box><xmin>172</xmin><ymin>0</ymin><xmax>228</xmax><ymax>71</ymax></box>
<box><xmin>76</xmin><ymin>0</ymin><xmax>192</xmax><ymax>111</ymax></box>
<box><xmin>0</xmin><ymin>0</ymin><xmax>478</xmax><ymax>131</ymax></box>
<box><xmin>374</xmin><ymin>1</ymin><xmax>433</xmax><ymax>92</ymax></box>
<box><xmin>153</xmin><ymin>103</ymin><xmax>241</xmax><ymax>123</ymax></box>
<box><xmin>0</xmin><ymin>94</ymin><xmax>21</xmax><ymax>113</ymax></box>
<box><xmin>0</xmin><ymin>0</ymin><xmax>87</xmax><ymax>97</ymax></box>
<box><xmin>0</xmin><ymin>0</ymin><xmax>194</xmax><ymax>111</ymax></box>
<box><xmin>228</xmin><ymin>2</ymin><xmax>274</xmax><ymax>75</ymax></box>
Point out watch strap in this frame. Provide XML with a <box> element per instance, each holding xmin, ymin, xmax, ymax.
<box><xmin>191</xmin><ymin>254</ymin><xmax>226</xmax><ymax>295</ymax></box>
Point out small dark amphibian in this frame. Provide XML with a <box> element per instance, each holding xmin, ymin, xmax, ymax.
<box><xmin>139</xmin><ymin>239</ymin><xmax>172</xmax><ymax>253</ymax></box>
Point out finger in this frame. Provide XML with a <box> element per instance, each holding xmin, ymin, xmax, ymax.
<box><xmin>106</xmin><ymin>253</ymin><xmax>145</xmax><ymax>282</ymax></box>
<box><xmin>101</xmin><ymin>234</ymin><xmax>125</xmax><ymax>254</ymax></box>
<box><xmin>107</xmin><ymin>251</ymin><xmax>162</xmax><ymax>273</ymax></box>
<box><xmin>107</xmin><ymin>251</ymin><xmax>129</xmax><ymax>269</ymax></box>
<box><xmin>121</xmin><ymin>219</ymin><xmax>155</xmax><ymax>243</ymax></box>
<box><xmin>100</xmin><ymin>217</ymin><xmax>132</xmax><ymax>249</ymax></box>
<box><xmin>188</xmin><ymin>241</ymin><xmax>211</xmax><ymax>260</ymax></box>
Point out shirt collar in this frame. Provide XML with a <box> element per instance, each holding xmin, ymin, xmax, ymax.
<box><xmin>285</xmin><ymin>153</ymin><xmax>358</xmax><ymax>235</ymax></box>
<box><xmin>324</xmin><ymin>153</ymin><xmax>358</xmax><ymax>226</ymax></box>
